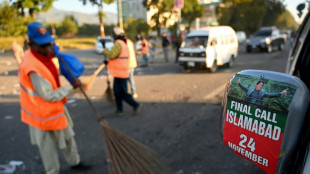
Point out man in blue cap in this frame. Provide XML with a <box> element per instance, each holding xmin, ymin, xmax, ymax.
<box><xmin>19</xmin><ymin>22</ymin><xmax>91</xmax><ymax>174</ymax></box>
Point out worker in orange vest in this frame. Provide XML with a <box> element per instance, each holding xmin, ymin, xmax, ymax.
<box><xmin>19</xmin><ymin>22</ymin><xmax>91</xmax><ymax>174</ymax></box>
<box><xmin>102</xmin><ymin>27</ymin><xmax>142</xmax><ymax>115</ymax></box>
<box><xmin>140</xmin><ymin>35</ymin><xmax>149</xmax><ymax>67</ymax></box>
<box><xmin>127</xmin><ymin>38</ymin><xmax>138</xmax><ymax>98</ymax></box>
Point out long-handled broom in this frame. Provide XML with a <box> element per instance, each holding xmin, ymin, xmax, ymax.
<box><xmin>82</xmin><ymin>63</ymin><xmax>106</xmax><ymax>92</ymax></box>
<box><xmin>81</xmin><ymin>63</ymin><xmax>114</xmax><ymax>104</ymax></box>
<box><xmin>58</xmin><ymin>55</ymin><xmax>165</xmax><ymax>174</ymax></box>
<box><xmin>102</xmin><ymin>67</ymin><xmax>114</xmax><ymax>104</ymax></box>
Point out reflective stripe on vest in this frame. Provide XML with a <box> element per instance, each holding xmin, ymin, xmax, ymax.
<box><xmin>19</xmin><ymin>50</ymin><xmax>67</xmax><ymax>131</ymax></box>
<box><xmin>21</xmin><ymin>107</ymin><xmax>65</xmax><ymax>121</ymax></box>
<box><xmin>108</xmin><ymin>40</ymin><xmax>130</xmax><ymax>78</ymax></box>
<box><xmin>20</xmin><ymin>83</ymin><xmax>40</xmax><ymax>96</ymax></box>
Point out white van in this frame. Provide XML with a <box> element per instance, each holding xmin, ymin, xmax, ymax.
<box><xmin>178</xmin><ymin>26</ymin><xmax>239</xmax><ymax>72</ymax></box>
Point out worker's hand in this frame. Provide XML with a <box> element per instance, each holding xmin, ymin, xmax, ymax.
<box><xmin>237</xmin><ymin>78</ymin><xmax>240</xmax><ymax>84</ymax></box>
<box><xmin>103</xmin><ymin>60</ymin><xmax>108</xmax><ymax>65</ymax></box>
<box><xmin>100</xmin><ymin>39</ymin><xmax>106</xmax><ymax>48</ymax></box>
<box><xmin>281</xmin><ymin>88</ymin><xmax>288</xmax><ymax>95</ymax></box>
<box><xmin>71</xmin><ymin>78</ymin><xmax>82</xmax><ymax>89</ymax></box>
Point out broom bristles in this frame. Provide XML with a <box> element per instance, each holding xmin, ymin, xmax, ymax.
<box><xmin>100</xmin><ymin>121</ymin><xmax>166</xmax><ymax>174</ymax></box>
<box><xmin>103</xmin><ymin>80</ymin><xmax>114</xmax><ymax>104</ymax></box>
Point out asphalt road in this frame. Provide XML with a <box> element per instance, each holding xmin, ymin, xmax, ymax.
<box><xmin>0</xmin><ymin>43</ymin><xmax>290</xmax><ymax>174</ymax></box>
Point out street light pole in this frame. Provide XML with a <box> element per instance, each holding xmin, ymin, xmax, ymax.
<box><xmin>117</xmin><ymin>0</ymin><xmax>123</xmax><ymax>29</ymax></box>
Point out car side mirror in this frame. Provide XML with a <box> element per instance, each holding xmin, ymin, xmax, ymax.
<box><xmin>297</xmin><ymin>3</ymin><xmax>306</xmax><ymax>17</ymax></box>
<box><xmin>220</xmin><ymin>70</ymin><xmax>309</xmax><ymax>174</ymax></box>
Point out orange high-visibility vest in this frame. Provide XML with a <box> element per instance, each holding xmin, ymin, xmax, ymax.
<box><xmin>19</xmin><ymin>50</ymin><xmax>67</xmax><ymax>131</ymax></box>
<box><xmin>108</xmin><ymin>40</ymin><xmax>130</xmax><ymax>78</ymax></box>
<box><xmin>141</xmin><ymin>39</ymin><xmax>149</xmax><ymax>54</ymax></box>
<box><xmin>127</xmin><ymin>39</ymin><xmax>137</xmax><ymax>68</ymax></box>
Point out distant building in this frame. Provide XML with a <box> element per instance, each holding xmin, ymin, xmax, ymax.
<box><xmin>121</xmin><ymin>0</ymin><xmax>147</xmax><ymax>22</ymax></box>
<box><xmin>196</xmin><ymin>2</ymin><xmax>219</xmax><ymax>29</ymax></box>
<box><xmin>119</xmin><ymin>0</ymin><xmax>218</xmax><ymax>31</ymax></box>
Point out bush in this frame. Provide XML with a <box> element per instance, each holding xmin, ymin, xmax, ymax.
<box><xmin>0</xmin><ymin>37</ymin><xmax>97</xmax><ymax>51</ymax></box>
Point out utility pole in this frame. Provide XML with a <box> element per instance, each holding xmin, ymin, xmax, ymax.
<box><xmin>99</xmin><ymin>0</ymin><xmax>105</xmax><ymax>38</ymax></box>
<box><xmin>174</xmin><ymin>0</ymin><xmax>184</xmax><ymax>35</ymax></box>
<box><xmin>117</xmin><ymin>0</ymin><xmax>123</xmax><ymax>29</ymax></box>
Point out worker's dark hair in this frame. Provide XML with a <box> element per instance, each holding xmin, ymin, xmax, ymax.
<box><xmin>256</xmin><ymin>80</ymin><xmax>264</xmax><ymax>86</ymax></box>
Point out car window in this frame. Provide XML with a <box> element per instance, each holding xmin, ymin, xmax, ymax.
<box><xmin>254</xmin><ymin>30</ymin><xmax>272</xmax><ymax>37</ymax></box>
<box><xmin>288</xmin><ymin>12</ymin><xmax>310</xmax><ymax>89</ymax></box>
<box><xmin>182</xmin><ymin>36</ymin><xmax>208</xmax><ymax>48</ymax></box>
<box><xmin>287</xmin><ymin>12</ymin><xmax>310</xmax><ymax>76</ymax></box>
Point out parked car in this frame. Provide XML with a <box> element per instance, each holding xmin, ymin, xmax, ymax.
<box><xmin>236</xmin><ymin>31</ymin><xmax>247</xmax><ymax>44</ymax></box>
<box><xmin>220</xmin><ymin>3</ymin><xmax>310</xmax><ymax>174</ymax></box>
<box><xmin>246</xmin><ymin>26</ymin><xmax>285</xmax><ymax>53</ymax></box>
<box><xmin>95</xmin><ymin>36</ymin><xmax>114</xmax><ymax>54</ymax></box>
<box><xmin>178</xmin><ymin>26</ymin><xmax>238</xmax><ymax>72</ymax></box>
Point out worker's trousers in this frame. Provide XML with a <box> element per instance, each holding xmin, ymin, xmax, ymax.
<box><xmin>37</xmin><ymin>132</ymin><xmax>80</xmax><ymax>174</ymax></box>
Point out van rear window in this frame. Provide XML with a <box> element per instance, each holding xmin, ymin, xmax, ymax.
<box><xmin>182</xmin><ymin>36</ymin><xmax>208</xmax><ymax>48</ymax></box>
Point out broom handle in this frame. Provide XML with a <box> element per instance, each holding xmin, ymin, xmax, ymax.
<box><xmin>58</xmin><ymin>54</ymin><xmax>103</xmax><ymax>121</ymax></box>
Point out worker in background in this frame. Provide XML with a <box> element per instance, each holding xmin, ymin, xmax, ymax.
<box><xmin>19</xmin><ymin>22</ymin><xmax>91</xmax><ymax>174</ymax></box>
<box><xmin>102</xmin><ymin>27</ymin><xmax>142</xmax><ymax>115</ymax></box>
<box><xmin>140</xmin><ymin>35</ymin><xmax>149</xmax><ymax>67</ymax></box>
<box><xmin>127</xmin><ymin>38</ymin><xmax>139</xmax><ymax>99</ymax></box>
<box><xmin>162</xmin><ymin>32</ymin><xmax>170</xmax><ymax>63</ymax></box>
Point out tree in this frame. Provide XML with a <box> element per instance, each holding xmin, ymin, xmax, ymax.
<box><xmin>276</xmin><ymin>10</ymin><xmax>299</xmax><ymax>30</ymax></box>
<box><xmin>10</xmin><ymin>0</ymin><xmax>54</xmax><ymax>18</ymax></box>
<box><xmin>59</xmin><ymin>15</ymin><xmax>79</xmax><ymax>37</ymax></box>
<box><xmin>181</xmin><ymin>0</ymin><xmax>204</xmax><ymax>32</ymax></box>
<box><xmin>217</xmin><ymin>0</ymin><xmax>287</xmax><ymax>35</ymax></box>
<box><xmin>143</xmin><ymin>0</ymin><xmax>174</xmax><ymax>36</ymax></box>
<box><xmin>80</xmin><ymin>0</ymin><xmax>114</xmax><ymax>38</ymax></box>
<box><xmin>262</xmin><ymin>0</ymin><xmax>285</xmax><ymax>26</ymax></box>
<box><xmin>123</xmin><ymin>17</ymin><xmax>149</xmax><ymax>41</ymax></box>
<box><xmin>0</xmin><ymin>0</ymin><xmax>28</xmax><ymax>36</ymax></box>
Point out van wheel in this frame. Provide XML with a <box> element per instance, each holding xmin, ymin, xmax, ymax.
<box><xmin>246</xmin><ymin>47</ymin><xmax>251</xmax><ymax>53</ymax></box>
<box><xmin>183</xmin><ymin>65</ymin><xmax>191</xmax><ymax>72</ymax></box>
<box><xmin>209</xmin><ymin>61</ymin><xmax>217</xmax><ymax>73</ymax></box>
<box><xmin>227</xmin><ymin>56</ymin><xmax>235</xmax><ymax>68</ymax></box>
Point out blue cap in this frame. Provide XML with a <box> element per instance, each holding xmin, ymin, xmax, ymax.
<box><xmin>27</xmin><ymin>22</ymin><xmax>55</xmax><ymax>45</ymax></box>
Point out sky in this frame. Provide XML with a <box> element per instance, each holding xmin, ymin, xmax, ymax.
<box><xmin>53</xmin><ymin>0</ymin><xmax>117</xmax><ymax>14</ymax></box>
<box><xmin>52</xmin><ymin>0</ymin><xmax>306</xmax><ymax>23</ymax></box>
<box><xmin>0</xmin><ymin>0</ymin><xmax>306</xmax><ymax>23</ymax></box>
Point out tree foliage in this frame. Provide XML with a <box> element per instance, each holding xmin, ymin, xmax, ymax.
<box><xmin>0</xmin><ymin>0</ymin><xmax>54</xmax><ymax>36</ymax></box>
<box><xmin>123</xmin><ymin>17</ymin><xmax>149</xmax><ymax>41</ymax></box>
<box><xmin>143</xmin><ymin>0</ymin><xmax>174</xmax><ymax>36</ymax></box>
<box><xmin>0</xmin><ymin>1</ymin><xmax>30</xmax><ymax>36</ymax></box>
<box><xmin>276</xmin><ymin>10</ymin><xmax>299</xmax><ymax>30</ymax></box>
<box><xmin>59</xmin><ymin>15</ymin><xmax>79</xmax><ymax>36</ymax></box>
<box><xmin>181</xmin><ymin>0</ymin><xmax>204</xmax><ymax>32</ymax></box>
<box><xmin>142</xmin><ymin>0</ymin><xmax>206</xmax><ymax>35</ymax></box>
<box><xmin>10</xmin><ymin>0</ymin><xmax>54</xmax><ymax>18</ymax></box>
<box><xmin>217</xmin><ymin>0</ymin><xmax>295</xmax><ymax>35</ymax></box>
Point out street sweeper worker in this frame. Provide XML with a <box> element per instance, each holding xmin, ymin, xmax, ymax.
<box><xmin>19</xmin><ymin>22</ymin><xmax>91</xmax><ymax>174</ymax></box>
<box><xmin>102</xmin><ymin>27</ymin><xmax>142</xmax><ymax>115</ymax></box>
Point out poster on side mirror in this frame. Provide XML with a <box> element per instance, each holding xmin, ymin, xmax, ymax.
<box><xmin>222</xmin><ymin>74</ymin><xmax>297</xmax><ymax>174</ymax></box>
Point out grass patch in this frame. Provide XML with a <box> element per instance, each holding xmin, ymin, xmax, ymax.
<box><xmin>0</xmin><ymin>36</ymin><xmax>97</xmax><ymax>51</ymax></box>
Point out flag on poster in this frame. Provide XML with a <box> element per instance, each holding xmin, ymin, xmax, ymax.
<box><xmin>174</xmin><ymin>0</ymin><xmax>184</xmax><ymax>9</ymax></box>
